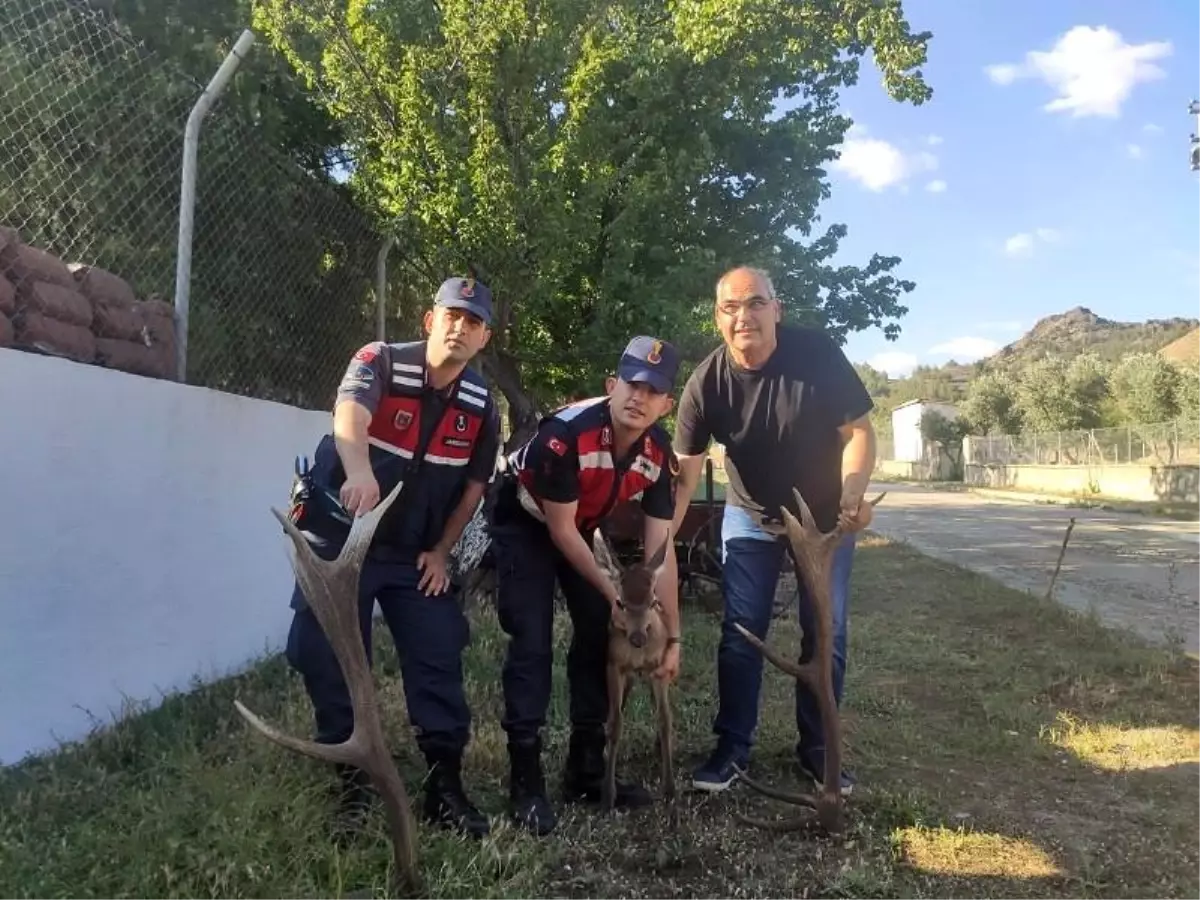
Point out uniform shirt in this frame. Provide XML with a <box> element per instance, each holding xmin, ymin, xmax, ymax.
<box><xmin>672</xmin><ymin>325</ymin><xmax>873</xmax><ymax>532</ymax></box>
<box><xmin>336</xmin><ymin>342</ymin><xmax>500</xmax><ymax>486</ymax></box>
<box><xmin>334</xmin><ymin>342</ymin><xmax>500</xmax><ymax>553</ymax></box>
<box><xmin>517</xmin><ymin>399</ymin><xmax>676</xmax><ymax>528</ymax></box>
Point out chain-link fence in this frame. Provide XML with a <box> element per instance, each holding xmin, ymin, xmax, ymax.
<box><xmin>965</xmin><ymin>420</ymin><xmax>1200</xmax><ymax>467</ymax></box>
<box><xmin>1</xmin><ymin>0</ymin><xmax>385</xmax><ymax>409</ymax></box>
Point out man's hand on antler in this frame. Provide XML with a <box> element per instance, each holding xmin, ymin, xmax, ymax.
<box><xmin>837</xmin><ymin>483</ymin><xmax>873</xmax><ymax>532</ymax></box>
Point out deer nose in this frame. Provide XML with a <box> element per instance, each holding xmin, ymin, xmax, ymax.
<box><xmin>629</xmin><ymin>630</ymin><xmax>647</xmax><ymax>649</ymax></box>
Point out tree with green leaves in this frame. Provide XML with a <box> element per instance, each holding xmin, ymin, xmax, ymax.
<box><xmin>1066</xmin><ymin>352</ymin><xmax>1115</xmax><ymax>426</ymax></box>
<box><xmin>1015</xmin><ymin>354</ymin><xmax>1112</xmax><ymax>434</ymax></box>
<box><xmin>919</xmin><ymin>408</ymin><xmax>969</xmax><ymax>479</ymax></box>
<box><xmin>853</xmin><ymin>362</ymin><xmax>891</xmax><ymax>399</ymax></box>
<box><xmin>1174</xmin><ymin>363</ymin><xmax>1199</xmax><ymax>421</ymax></box>
<box><xmin>1109</xmin><ymin>351</ymin><xmax>1183</xmax><ymax>424</ymax></box>
<box><xmin>961</xmin><ymin>371</ymin><xmax>1022</xmax><ymax>435</ymax></box>
<box><xmin>251</xmin><ymin>0</ymin><xmax>933</xmax><ymax>440</ymax></box>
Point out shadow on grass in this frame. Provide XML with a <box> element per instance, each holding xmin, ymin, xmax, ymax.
<box><xmin>0</xmin><ymin>537</ymin><xmax>1196</xmax><ymax>898</ymax></box>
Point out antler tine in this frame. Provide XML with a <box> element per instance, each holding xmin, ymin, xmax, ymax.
<box><xmin>237</xmin><ymin>477</ymin><xmax>409</xmax><ymax>762</ymax></box>
<box><xmin>732</xmin><ymin>763</ymin><xmax>818</xmax><ymax>809</ymax></box>
<box><xmin>235</xmin><ymin>477</ymin><xmax>422</xmax><ymax>895</ymax></box>
<box><xmin>733</xmin><ymin>623</ymin><xmax>807</xmax><ymax>681</ymax></box>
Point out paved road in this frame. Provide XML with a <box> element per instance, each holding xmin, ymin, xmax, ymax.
<box><xmin>867</xmin><ymin>482</ymin><xmax>1200</xmax><ymax>656</ymax></box>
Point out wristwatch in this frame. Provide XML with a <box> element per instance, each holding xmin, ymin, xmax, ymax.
<box><xmin>666</xmin><ymin>636</ymin><xmax>681</xmax><ymax>647</ymax></box>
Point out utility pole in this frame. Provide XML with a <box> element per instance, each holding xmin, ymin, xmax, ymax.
<box><xmin>1189</xmin><ymin>99</ymin><xmax>1199</xmax><ymax>171</ymax></box>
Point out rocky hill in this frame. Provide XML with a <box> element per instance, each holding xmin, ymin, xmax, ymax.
<box><xmin>983</xmin><ymin>307</ymin><xmax>1198</xmax><ymax>372</ymax></box>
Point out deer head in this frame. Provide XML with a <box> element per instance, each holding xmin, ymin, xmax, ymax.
<box><xmin>593</xmin><ymin>529</ymin><xmax>670</xmax><ymax>650</ymax></box>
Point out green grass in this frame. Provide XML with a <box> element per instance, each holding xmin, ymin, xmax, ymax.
<box><xmin>2</xmin><ymin>536</ymin><xmax>1197</xmax><ymax>898</ymax></box>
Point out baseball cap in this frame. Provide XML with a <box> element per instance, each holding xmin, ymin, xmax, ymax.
<box><xmin>617</xmin><ymin>335</ymin><xmax>680</xmax><ymax>394</ymax></box>
<box><xmin>434</xmin><ymin>276</ymin><xmax>493</xmax><ymax>325</ymax></box>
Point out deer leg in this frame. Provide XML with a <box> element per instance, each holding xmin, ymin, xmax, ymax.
<box><xmin>650</xmin><ymin>677</ymin><xmax>677</xmax><ymax>828</ymax></box>
<box><xmin>603</xmin><ymin>661</ymin><xmax>626</xmax><ymax>814</ymax></box>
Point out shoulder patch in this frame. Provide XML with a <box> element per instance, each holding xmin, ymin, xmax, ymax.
<box><xmin>547</xmin><ymin>436</ymin><xmax>568</xmax><ymax>457</ymax></box>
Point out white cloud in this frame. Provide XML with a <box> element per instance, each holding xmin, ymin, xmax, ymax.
<box><xmin>925</xmin><ymin>179</ymin><xmax>948</xmax><ymax>193</ymax></box>
<box><xmin>985</xmin><ymin>63</ymin><xmax>1022</xmax><ymax>86</ymax></box>
<box><xmin>1004</xmin><ymin>227</ymin><xmax>1061</xmax><ymax>257</ymax></box>
<box><xmin>985</xmin><ymin>25</ymin><xmax>1172</xmax><ymax>118</ymax></box>
<box><xmin>925</xmin><ymin>134</ymin><xmax>944</xmax><ymax>146</ymax></box>
<box><xmin>1143</xmin><ymin>122</ymin><xmax>1164</xmax><ymax>134</ymax></box>
<box><xmin>1127</xmin><ymin>142</ymin><xmax>1145</xmax><ymax>159</ymax></box>
<box><xmin>831</xmin><ymin>124</ymin><xmax>940</xmax><ymax>192</ymax></box>
<box><xmin>1004</xmin><ymin>233</ymin><xmax>1034</xmax><ymax>256</ymax></box>
<box><xmin>867</xmin><ymin>350</ymin><xmax>919</xmax><ymax>377</ymax></box>
<box><xmin>928</xmin><ymin>337</ymin><xmax>1001</xmax><ymax>362</ymax></box>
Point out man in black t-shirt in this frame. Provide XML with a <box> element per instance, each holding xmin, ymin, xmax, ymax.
<box><xmin>489</xmin><ymin>336</ymin><xmax>683</xmax><ymax>836</ymax></box>
<box><xmin>670</xmin><ymin>266</ymin><xmax>877</xmax><ymax>797</ymax></box>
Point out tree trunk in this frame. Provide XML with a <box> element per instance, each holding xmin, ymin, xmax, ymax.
<box><xmin>483</xmin><ymin>349</ymin><xmax>539</xmax><ymax>453</ymax></box>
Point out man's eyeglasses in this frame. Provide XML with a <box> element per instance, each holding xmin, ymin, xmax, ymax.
<box><xmin>717</xmin><ymin>296</ymin><xmax>772</xmax><ymax>317</ymax></box>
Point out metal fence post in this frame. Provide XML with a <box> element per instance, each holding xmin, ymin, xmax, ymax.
<box><xmin>375</xmin><ymin>236</ymin><xmax>396</xmax><ymax>342</ymax></box>
<box><xmin>173</xmin><ymin>28</ymin><xmax>255</xmax><ymax>382</ymax></box>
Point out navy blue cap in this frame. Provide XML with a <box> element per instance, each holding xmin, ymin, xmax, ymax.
<box><xmin>618</xmin><ymin>335</ymin><xmax>679</xmax><ymax>393</ymax></box>
<box><xmin>434</xmin><ymin>276</ymin><xmax>493</xmax><ymax>325</ymax></box>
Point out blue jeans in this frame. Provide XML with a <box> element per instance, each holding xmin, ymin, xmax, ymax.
<box><xmin>714</xmin><ymin>505</ymin><xmax>856</xmax><ymax>760</ymax></box>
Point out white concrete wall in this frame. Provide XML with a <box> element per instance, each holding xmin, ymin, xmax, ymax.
<box><xmin>0</xmin><ymin>348</ymin><xmax>331</xmax><ymax>766</ymax></box>
<box><xmin>891</xmin><ymin>403</ymin><xmax>924</xmax><ymax>461</ymax></box>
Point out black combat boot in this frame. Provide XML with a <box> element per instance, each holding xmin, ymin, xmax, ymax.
<box><xmin>331</xmin><ymin>763</ymin><xmax>374</xmax><ymax>841</ymax></box>
<box><xmin>560</xmin><ymin>728</ymin><xmax>653</xmax><ymax>809</ymax></box>
<box><xmin>507</xmin><ymin>736</ymin><xmax>557</xmax><ymax>836</ymax></box>
<box><xmin>421</xmin><ymin>747</ymin><xmax>491</xmax><ymax>839</ymax></box>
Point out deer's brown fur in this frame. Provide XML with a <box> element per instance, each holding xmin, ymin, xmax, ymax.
<box><xmin>732</xmin><ymin>488</ymin><xmax>886</xmax><ymax>834</ymax></box>
<box><xmin>592</xmin><ymin>530</ymin><xmax>677</xmax><ymax>826</ymax></box>
<box><xmin>233</xmin><ymin>480</ymin><xmax>423</xmax><ymax>896</ymax></box>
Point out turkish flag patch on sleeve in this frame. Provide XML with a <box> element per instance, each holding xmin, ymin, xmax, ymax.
<box><xmin>354</xmin><ymin>345</ymin><xmax>378</xmax><ymax>363</ymax></box>
<box><xmin>547</xmin><ymin>437</ymin><xmax>568</xmax><ymax>456</ymax></box>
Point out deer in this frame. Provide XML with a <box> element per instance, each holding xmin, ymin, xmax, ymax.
<box><xmin>591</xmin><ymin>528</ymin><xmax>678</xmax><ymax>827</ymax></box>
<box><xmin>731</xmin><ymin>487</ymin><xmax>886</xmax><ymax>835</ymax></box>
<box><xmin>232</xmin><ymin>479</ymin><xmax>423</xmax><ymax>897</ymax></box>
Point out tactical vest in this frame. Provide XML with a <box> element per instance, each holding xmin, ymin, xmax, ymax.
<box><xmin>311</xmin><ymin>340</ymin><xmax>491</xmax><ymax>553</ymax></box>
<box><xmin>512</xmin><ymin>396</ymin><xmax>667</xmax><ymax>531</ymax></box>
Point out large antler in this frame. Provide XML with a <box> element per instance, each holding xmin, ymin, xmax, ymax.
<box><xmin>733</xmin><ymin>487</ymin><xmax>886</xmax><ymax>834</ymax></box>
<box><xmin>233</xmin><ymin>480</ymin><xmax>422</xmax><ymax>896</ymax></box>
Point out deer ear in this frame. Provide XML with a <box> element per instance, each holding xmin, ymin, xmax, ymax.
<box><xmin>592</xmin><ymin>530</ymin><xmax>621</xmax><ymax>582</ymax></box>
<box><xmin>646</xmin><ymin>529</ymin><xmax>671</xmax><ymax>581</ymax></box>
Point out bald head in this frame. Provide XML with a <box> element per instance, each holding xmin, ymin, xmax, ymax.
<box><xmin>713</xmin><ymin>265</ymin><xmax>782</xmax><ymax>366</ymax></box>
<box><xmin>716</xmin><ymin>266</ymin><xmax>775</xmax><ymax>303</ymax></box>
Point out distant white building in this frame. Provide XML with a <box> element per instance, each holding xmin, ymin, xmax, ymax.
<box><xmin>891</xmin><ymin>399</ymin><xmax>960</xmax><ymax>462</ymax></box>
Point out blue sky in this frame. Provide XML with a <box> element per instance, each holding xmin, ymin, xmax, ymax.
<box><xmin>807</xmin><ymin>0</ymin><xmax>1200</xmax><ymax>377</ymax></box>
